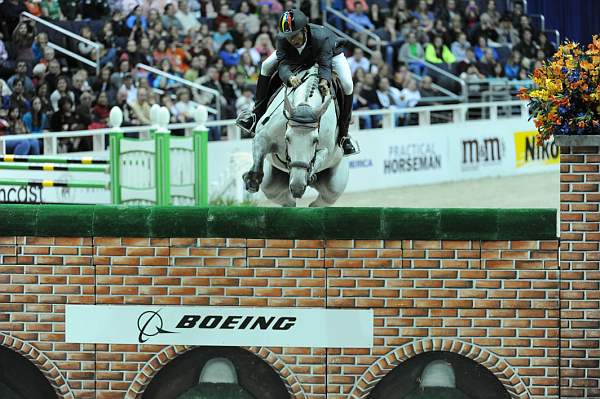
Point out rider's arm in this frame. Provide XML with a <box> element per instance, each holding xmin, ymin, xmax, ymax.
<box><xmin>276</xmin><ymin>38</ymin><xmax>294</xmax><ymax>85</ymax></box>
<box><xmin>316</xmin><ymin>36</ymin><xmax>334</xmax><ymax>83</ymax></box>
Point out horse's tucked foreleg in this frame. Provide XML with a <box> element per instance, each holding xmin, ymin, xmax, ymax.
<box><xmin>243</xmin><ymin>134</ymin><xmax>269</xmax><ymax>193</ymax></box>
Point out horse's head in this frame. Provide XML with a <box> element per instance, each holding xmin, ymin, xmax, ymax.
<box><xmin>283</xmin><ymin>91</ymin><xmax>332</xmax><ymax>198</ymax></box>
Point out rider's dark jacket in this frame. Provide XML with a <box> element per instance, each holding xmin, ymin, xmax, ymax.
<box><xmin>275</xmin><ymin>23</ymin><xmax>343</xmax><ymax>85</ymax></box>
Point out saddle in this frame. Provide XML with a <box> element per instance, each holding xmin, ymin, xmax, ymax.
<box><xmin>258</xmin><ymin>68</ymin><xmax>345</xmax><ymax>128</ymax></box>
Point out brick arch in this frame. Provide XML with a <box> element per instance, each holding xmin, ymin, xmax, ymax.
<box><xmin>348</xmin><ymin>338</ymin><xmax>531</xmax><ymax>399</ymax></box>
<box><xmin>125</xmin><ymin>345</ymin><xmax>305</xmax><ymax>399</ymax></box>
<box><xmin>0</xmin><ymin>333</ymin><xmax>74</xmax><ymax>399</ymax></box>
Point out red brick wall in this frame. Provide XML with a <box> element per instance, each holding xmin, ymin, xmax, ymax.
<box><xmin>0</xmin><ymin>236</ymin><xmax>560</xmax><ymax>398</ymax></box>
<box><xmin>560</xmin><ymin>145</ymin><xmax>600</xmax><ymax>398</ymax></box>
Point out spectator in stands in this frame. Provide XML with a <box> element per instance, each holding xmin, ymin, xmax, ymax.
<box><xmin>347</xmin><ymin>1</ymin><xmax>374</xmax><ymax>34</ymax></box>
<box><xmin>12</xmin><ymin>20</ymin><xmax>36</xmax><ymax>67</ymax></box>
<box><xmin>345</xmin><ymin>0</ymin><xmax>367</xmax><ymax>13</ymax></box>
<box><xmin>1</xmin><ymin>0</ymin><xmax>27</xmax><ymax>39</ymax></box>
<box><xmin>162</xmin><ymin>3</ymin><xmax>184</xmax><ymax>33</ymax></box>
<box><xmin>219</xmin><ymin>40</ymin><xmax>241</xmax><ymax>67</ymax></box>
<box><xmin>451</xmin><ymin>32</ymin><xmax>471</xmax><ymax>63</ymax></box>
<box><xmin>126</xmin><ymin>6</ymin><xmax>148</xmax><ymax>33</ymax></box>
<box><xmin>392</xmin><ymin>0</ymin><xmax>411</xmax><ymax>29</ymax></box>
<box><xmin>40</xmin><ymin>0</ymin><xmax>63</xmax><ymax>20</ymax></box>
<box><xmin>23</xmin><ymin>96</ymin><xmax>47</xmax><ymax>133</ymax></box>
<box><xmin>50</xmin><ymin>96</ymin><xmax>76</xmax><ymax>131</ymax></box>
<box><xmin>74</xmin><ymin>90</ymin><xmax>94</xmax><ymax>130</ymax></box>
<box><xmin>35</xmin><ymin>82</ymin><xmax>51</xmax><ymax>115</ymax></box>
<box><xmin>78</xmin><ymin>26</ymin><xmax>97</xmax><ymax>60</ymax></box>
<box><xmin>491</xmin><ymin>62</ymin><xmax>505</xmax><ymax>78</ymax></box>
<box><xmin>474</xmin><ymin>36</ymin><xmax>498</xmax><ymax>62</ymax></box>
<box><xmin>110</xmin><ymin>59</ymin><xmax>130</xmax><ymax>91</ymax></box>
<box><xmin>8</xmin><ymin>61</ymin><xmax>34</xmax><ymax>94</ymax></box>
<box><xmin>496</xmin><ymin>15</ymin><xmax>520</xmax><ymax>49</ymax></box>
<box><xmin>175</xmin><ymin>0</ymin><xmax>200</xmax><ymax>35</ymax></box>
<box><xmin>477</xmin><ymin>48</ymin><xmax>497</xmax><ymax>77</ymax></box>
<box><xmin>253</xmin><ymin>33</ymin><xmax>274</xmax><ymax>59</ymax></box>
<box><xmin>348</xmin><ymin>47</ymin><xmax>370</xmax><ymax>76</ymax></box>
<box><xmin>213</xmin><ymin>22</ymin><xmax>234</xmax><ymax>52</ymax></box>
<box><xmin>376</xmin><ymin>76</ymin><xmax>402</xmax><ymax>111</ymax></box>
<box><xmin>237</xmin><ymin>51</ymin><xmax>258</xmax><ymax>83</ymax></box>
<box><xmin>32</xmin><ymin>32</ymin><xmax>49</xmax><ymax>64</ymax></box>
<box><xmin>91</xmin><ymin>91</ymin><xmax>110</xmax><ymax>126</ymax></box>
<box><xmin>50</xmin><ymin>76</ymin><xmax>75</xmax><ymax>111</ymax></box>
<box><xmin>80</xmin><ymin>0</ymin><xmax>109</xmax><ymax>19</ymax></box>
<box><xmin>436</xmin><ymin>0</ymin><xmax>460</xmax><ymax>25</ymax></box>
<box><xmin>419</xmin><ymin>76</ymin><xmax>443</xmax><ymax>98</ymax></box>
<box><xmin>60</xmin><ymin>0</ymin><xmax>81</xmax><ymax>20</ymax></box>
<box><xmin>153</xmin><ymin>59</ymin><xmax>178</xmax><ymax>90</ymax></box>
<box><xmin>504</xmin><ymin>50</ymin><xmax>522</xmax><ymax>80</ymax></box>
<box><xmin>368</xmin><ymin>3</ymin><xmax>384</xmax><ymax>30</ymax></box>
<box><xmin>174</xmin><ymin>88</ymin><xmax>194</xmax><ymax>122</ymax></box>
<box><xmin>425</xmin><ymin>35</ymin><xmax>456</xmax><ymax>67</ymax></box>
<box><xmin>6</xmin><ymin>106</ymin><xmax>39</xmax><ymax>155</ymax></box>
<box><xmin>235</xmin><ymin>1</ymin><xmax>260</xmax><ymax>35</ymax></box>
<box><xmin>166</xmin><ymin>40</ymin><xmax>190</xmax><ymax>73</ymax></box>
<box><xmin>464</xmin><ymin>0</ymin><xmax>480</xmax><ymax>30</ymax></box>
<box><xmin>123</xmin><ymin>40</ymin><xmax>145</xmax><ymax>69</ymax></box>
<box><xmin>412</xmin><ymin>0</ymin><xmax>434</xmax><ymax>34</ymax></box>
<box><xmin>399</xmin><ymin>31</ymin><xmax>424</xmax><ymax>74</ymax></box>
<box><xmin>9</xmin><ymin>78</ymin><xmax>31</xmax><ymax>114</ymax></box>
<box><xmin>215</xmin><ymin>3</ymin><xmax>235</xmax><ymax>29</ymax></box>
<box><xmin>129</xmin><ymin>86</ymin><xmax>152</xmax><ymax>125</ymax></box>
<box><xmin>537</xmin><ymin>32</ymin><xmax>555</xmax><ymax>58</ymax></box>
<box><xmin>470</xmin><ymin>14</ymin><xmax>499</xmax><ymax>45</ymax></box>
<box><xmin>513</xmin><ymin>28</ymin><xmax>537</xmax><ymax>70</ymax></box>
<box><xmin>480</xmin><ymin>0</ymin><xmax>501</xmax><ymax>26</ymax></box>
<box><xmin>398</xmin><ymin>79</ymin><xmax>421</xmax><ymax>125</ymax></box>
<box><xmin>375</xmin><ymin>17</ymin><xmax>403</xmax><ymax>66</ymax></box>
<box><xmin>71</xmin><ymin>72</ymin><xmax>88</xmax><ymax>103</ymax></box>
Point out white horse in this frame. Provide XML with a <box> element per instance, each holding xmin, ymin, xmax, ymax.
<box><xmin>242</xmin><ymin>66</ymin><xmax>349</xmax><ymax>207</ymax></box>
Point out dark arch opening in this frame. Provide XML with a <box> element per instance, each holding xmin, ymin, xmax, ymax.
<box><xmin>142</xmin><ymin>347</ymin><xmax>290</xmax><ymax>399</ymax></box>
<box><xmin>0</xmin><ymin>346</ymin><xmax>57</xmax><ymax>399</ymax></box>
<box><xmin>369</xmin><ymin>351</ymin><xmax>511</xmax><ymax>399</ymax></box>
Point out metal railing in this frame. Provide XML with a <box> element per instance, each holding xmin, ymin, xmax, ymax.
<box><xmin>21</xmin><ymin>12</ymin><xmax>101</xmax><ymax>75</ymax></box>
<box><xmin>408</xmin><ymin>56</ymin><xmax>468</xmax><ymax>101</ymax></box>
<box><xmin>0</xmin><ymin>100</ymin><xmax>529</xmax><ymax>155</ymax></box>
<box><xmin>529</xmin><ymin>14</ymin><xmax>546</xmax><ymax>33</ymax></box>
<box><xmin>322</xmin><ymin>6</ymin><xmax>382</xmax><ymax>56</ymax></box>
<box><xmin>546</xmin><ymin>29</ymin><xmax>561</xmax><ymax>48</ymax></box>
<box><xmin>136</xmin><ymin>64</ymin><xmax>220</xmax><ymax>119</ymax></box>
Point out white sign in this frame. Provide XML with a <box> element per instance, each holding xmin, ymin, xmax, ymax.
<box><xmin>65</xmin><ymin>305</ymin><xmax>373</xmax><ymax>348</ymax></box>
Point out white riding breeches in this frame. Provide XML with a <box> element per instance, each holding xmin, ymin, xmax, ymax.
<box><xmin>332</xmin><ymin>53</ymin><xmax>353</xmax><ymax>95</ymax></box>
<box><xmin>259</xmin><ymin>52</ymin><xmax>354</xmax><ymax>95</ymax></box>
<box><xmin>260</xmin><ymin>52</ymin><xmax>278</xmax><ymax>76</ymax></box>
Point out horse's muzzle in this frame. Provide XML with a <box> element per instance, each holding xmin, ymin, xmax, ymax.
<box><xmin>290</xmin><ymin>183</ymin><xmax>307</xmax><ymax>198</ymax></box>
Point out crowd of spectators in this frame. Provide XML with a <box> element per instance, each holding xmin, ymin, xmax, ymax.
<box><xmin>0</xmin><ymin>0</ymin><xmax>554</xmax><ymax>153</ymax></box>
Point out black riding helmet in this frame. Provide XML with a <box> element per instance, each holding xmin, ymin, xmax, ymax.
<box><xmin>279</xmin><ymin>9</ymin><xmax>308</xmax><ymax>38</ymax></box>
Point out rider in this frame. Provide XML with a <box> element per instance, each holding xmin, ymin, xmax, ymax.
<box><xmin>236</xmin><ymin>9</ymin><xmax>358</xmax><ymax>155</ymax></box>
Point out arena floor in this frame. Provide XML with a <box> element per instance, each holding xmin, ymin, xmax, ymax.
<box><xmin>259</xmin><ymin>172</ymin><xmax>560</xmax><ymax>209</ymax></box>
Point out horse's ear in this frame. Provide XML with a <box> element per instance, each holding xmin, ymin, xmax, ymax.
<box><xmin>284</xmin><ymin>90</ymin><xmax>292</xmax><ymax>115</ymax></box>
<box><xmin>316</xmin><ymin>96</ymin><xmax>332</xmax><ymax>119</ymax></box>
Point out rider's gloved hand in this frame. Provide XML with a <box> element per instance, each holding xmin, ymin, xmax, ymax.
<box><xmin>288</xmin><ymin>75</ymin><xmax>301</xmax><ymax>88</ymax></box>
<box><xmin>318</xmin><ymin>79</ymin><xmax>330</xmax><ymax>97</ymax></box>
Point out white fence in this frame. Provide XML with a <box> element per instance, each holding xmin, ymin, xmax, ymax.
<box><xmin>0</xmin><ymin>101</ymin><xmax>529</xmax><ymax>156</ymax></box>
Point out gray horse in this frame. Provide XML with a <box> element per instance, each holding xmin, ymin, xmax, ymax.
<box><xmin>242</xmin><ymin>66</ymin><xmax>349</xmax><ymax>207</ymax></box>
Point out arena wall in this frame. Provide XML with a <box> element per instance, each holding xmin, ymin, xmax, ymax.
<box><xmin>0</xmin><ymin>205</ymin><xmax>564</xmax><ymax>398</ymax></box>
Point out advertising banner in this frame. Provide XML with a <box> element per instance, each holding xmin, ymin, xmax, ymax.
<box><xmin>513</xmin><ymin>130</ymin><xmax>560</xmax><ymax>173</ymax></box>
<box><xmin>65</xmin><ymin>305</ymin><xmax>373</xmax><ymax>348</ymax></box>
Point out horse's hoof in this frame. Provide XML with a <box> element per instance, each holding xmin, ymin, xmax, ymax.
<box><xmin>243</xmin><ymin>171</ymin><xmax>262</xmax><ymax>193</ymax></box>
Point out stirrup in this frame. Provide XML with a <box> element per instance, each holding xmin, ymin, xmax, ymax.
<box><xmin>341</xmin><ymin>136</ymin><xmax>360</xmax><ymax>156</ymax></box>
<box><xmin>236</xmin><ymin>111</ymin><xmax>256</xmax><ymax>137</ymax></box>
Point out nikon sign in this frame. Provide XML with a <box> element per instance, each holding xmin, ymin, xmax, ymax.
<box><xmin>65</xmin><ymin>305</ymin><xmax>373</xmax><ymax>348</ymax></box>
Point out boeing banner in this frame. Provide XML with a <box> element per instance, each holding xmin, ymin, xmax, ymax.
<box><xmin>65</xmin><ymin>305</ymin><xmax>373</xmax><ymax>348</ymax></box>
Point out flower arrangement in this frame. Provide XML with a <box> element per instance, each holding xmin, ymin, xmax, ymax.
<box><xmin>519</xmin><ymin>36</ymin><xmax>600</xmax><ymax>144</ymax></box>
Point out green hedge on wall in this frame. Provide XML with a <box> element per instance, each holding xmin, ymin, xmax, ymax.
<box><xmin>0</xmin><ymin>205</ymin><xmax>557</xmax><ymax>240</ymax></box>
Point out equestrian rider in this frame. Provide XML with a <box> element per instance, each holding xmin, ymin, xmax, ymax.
<box><xmin>236</xmin><ymin>9</ymin><xmax>358</xmax><ymax>156</ymax></box>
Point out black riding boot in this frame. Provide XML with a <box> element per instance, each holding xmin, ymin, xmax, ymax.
<box><xmin>338</xmin><ymin>94</ymin><xmax>358</xmax><ymax>155</ymax></box>
<box><xmin>236</xmin><ymin>74</ymin><xmax>271</xmax><ymax>136</ymax></box>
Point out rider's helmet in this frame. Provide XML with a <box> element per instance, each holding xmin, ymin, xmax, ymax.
<box><xmin>279</xmin><ymin>9</ymin><xmax>308</xmax><ymax>38</ymax></box>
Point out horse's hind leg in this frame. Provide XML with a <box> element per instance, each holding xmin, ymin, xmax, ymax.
<box><xmin>309</xmin><ymin>159</ymin><xmax>349</xmax><ymax>207</ymax></box>
<box><xmin>262</xmin><ymin>164</ymin><xmax>296</xmax><ymax>207</ymax></box>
